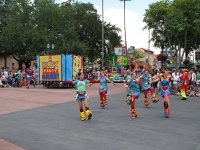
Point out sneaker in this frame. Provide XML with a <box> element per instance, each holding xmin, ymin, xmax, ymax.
<box><xmin>144</xmin><ymin>98</ymin><xmax>149</xmax><ymax>107</ymax></box>
<box><xmin>80</xmin><ymin>112</ymin><xmax>86</xmax><ymax>121</ymax></box>
<box><xmin>85</xmin><ymin>110</ymin><xmax>92</xmax><ymax>120</ymax></box>
<box><xmin>131</xmin><ymin>109</ymin><xmax>138</xmax><ymax>119</ymax></box>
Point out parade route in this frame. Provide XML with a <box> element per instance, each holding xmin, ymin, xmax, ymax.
<box><xmin>0</xmin><ymin>85</ymin><xmax>200</xmax><ymax>150</ymax></box>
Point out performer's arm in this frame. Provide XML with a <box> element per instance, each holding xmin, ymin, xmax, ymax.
<box><xmin>107</xmin><ymin>78</ymin><xmax>117</xmax><ymax>86</ymax></box>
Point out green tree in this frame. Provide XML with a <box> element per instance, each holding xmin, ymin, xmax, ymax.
<box><xmin>1</xmin><ymin>0</ymin><xmax>37</xmax><ymax>69</ymax></box>
<box><xmin>143</xmin><ymin>0</ymin><xmax>200</xmax><ymax>67</ymax></box>
<box><xmin>132</xmin><ymin>49</ymin><xmax>145</xmax><ymax>60</ymax></box>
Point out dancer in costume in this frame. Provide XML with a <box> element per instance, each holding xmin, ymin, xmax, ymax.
<box><xmin>74</xmin><ymin>73</ymin><xmax>92</xmax><ymax>121</ymax></box>
<box><xmin>138</xmin><ymin>70</ymin><xmax>159</xmax><ymax>107</ymax></box>
<box><xmin>160</xmin><ymin>74</ymin><xmax>171</xmax><ymax>118</ymax></box>
<box><xmin>91</xmin><ymin>71</ymin><xmax>117</xmax><ymax>109</ymax></box>
<box><xmin>180</xmin><ymin>69</ymin><xmax>189</xmax><ymax>100</ymax></box>
<box><xmin>99</xmin><ymin>71</ymin><xmax>117</xmax><ymax>108</ymax></box>
<box><xmin>126</xmin><ymin>72</ymin><xmax>140</xmax><ymax>119</ymax></box>
<box><xmin>125</xmin><ymin>70</ymin><xmax>132</xmax><ymax>104</ymax></box>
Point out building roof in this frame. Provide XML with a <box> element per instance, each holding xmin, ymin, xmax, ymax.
<box><xmin>138</xmin><ymin>48</ymin><xmax>154</xmax><ymax>54</ymax></box>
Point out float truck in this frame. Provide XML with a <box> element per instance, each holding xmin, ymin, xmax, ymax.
<box><xmin>37</xmin><ymin>54</ymin><xmax>83</xmax><ymax>88</ymax></box>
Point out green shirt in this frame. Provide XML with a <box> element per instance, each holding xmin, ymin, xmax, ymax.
<box><xmin>75</xmin><ymin>80</ymin><xmax>89</xmax><ymax>92</ymax></box>
<box><xmin>197</xmin><ymin>73</ymin><xmax>200</xmax><ymax>80</ymax></box>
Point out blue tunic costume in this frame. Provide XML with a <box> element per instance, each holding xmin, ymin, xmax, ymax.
<box><xmin>99</xmin><ymin>77</ymin><xmax>108</xmax><ymax>93</ymax></box>
<box><xmin>141</xmin><ymin>75</ymin><xmax>151</xmax><ymax>91</ymax></box>
<box><xmin>128</xmin><ymin>80</ymin><xmax>140</xmax><ymax>98</ymax></box>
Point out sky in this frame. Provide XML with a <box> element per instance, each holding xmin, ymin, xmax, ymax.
<box><xmin>55</xmin><ymin>0</ymin><xmax>160</xmax><ymax>54</ymax></box>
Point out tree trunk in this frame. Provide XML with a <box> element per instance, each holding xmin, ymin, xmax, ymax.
<box><xmin>177</xmin><ymin>43</ymin><xmax>182</xmax><ymax>69</ymax></box>
<box><xmin>25</xmin><ymin>61</ymin><xmax>31</xmax><ymax>69</ymax></box>
<box><xmin>18</xmin><ymin>61</ymin><xmax>23</xmax><ymax>70</ymax></box>
<box><xmin>183</xmin><ymin>28</ymin><xmax>188</xmax><ymax>60</ymax></box>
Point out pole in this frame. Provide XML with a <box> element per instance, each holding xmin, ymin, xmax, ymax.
<box><xmin>148</xmin><ymin>28</ymin><xmax>150</xmax><ymax>64</ymax></box>
<box><xmin>102</xmin><ymin>0</ymin><xmax>104</xmax><ymax>70</ymax></box>
<box><xmin>124</xmin><ymin>0</ymin><xmax>127</xmax><ymax>48</ymax></box>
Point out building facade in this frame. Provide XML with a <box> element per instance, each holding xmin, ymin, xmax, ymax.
<box><xmin>0</xmin><ymin>55</ymin><xmax>35</xmax><ymax>71</ymax></box>
<box><xmin>128</xmin><ymin>48</ymin><xmax>157</xmax><ymax>70</ymax></box>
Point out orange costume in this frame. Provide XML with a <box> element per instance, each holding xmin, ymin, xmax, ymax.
<box><xmin>180</xmin><ymin>69</ymin><xmax>189</xmax><ymax>100</ymax></box>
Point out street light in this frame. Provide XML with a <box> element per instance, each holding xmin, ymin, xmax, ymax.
<box><xmin>159</xmin><ymin>34</ymin><xmax>165</xmax><ymax>70</ymax></box>
<box><xmin>120</xmin><ymin>0</ymin><xmax>131</xmax><ymax>48</ymax></box>
<box><xmin>47</xmin><ymin>44</ymin><xmax>55</xmax><ymax>55</ymax></box>
<box><xmin>102</xmin><ymin>0</ymin><xmax>105</xmax><ymax>70</ymax></box>
<box><xmin>159</xmin><ymin>34</ymin><xmax>165</xmax><ymax>54</ymax></box>
<box><xmin>148</xmin><ymin>28</ymin><xmax>150</xmax><ymax>64</ymax></box>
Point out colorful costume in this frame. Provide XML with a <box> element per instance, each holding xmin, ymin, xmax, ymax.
<box><xmin>180</xmin><ymin>70</ymin><xmax>189</xmax><ymax>100</ymax></box>
<box><xmin>141</xmin><ymin>75</ymin><xmax>157</xmax><ymax>106</ymax></box>
<box><xmin>75</xmin><ymin>79</ymin><xmax>92</xmax><ymax>121</ymax></box>
<box><xmin>99</xmin><ymin>77</ymin><xmax>109</xmax><ymax>108</ymax></box>
<box><xmin>160</xmin><ymin>79</ymin><xmax>171</xmax><ymax>118</ymax></box>
<box><xmin>127</xmin><ymin>80</ymin><xmax>140</xmax><ymax>118</ymax></box>
<box><xmin>125</xmin><ymin>74</ymin><xmax>132</xmax><ymax>104</ymax></box>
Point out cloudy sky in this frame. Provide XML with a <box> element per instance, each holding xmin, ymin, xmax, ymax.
<box><xmin>55</xmin><ymin>0</ymin><xmax>160</xmax><ymax>54</ymax></box>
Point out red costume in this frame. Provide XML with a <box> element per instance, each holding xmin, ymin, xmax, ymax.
<box><xmin>180</xmin><ymin>69</ymin><xmax>189</xmax><ymax>99</ymax></box>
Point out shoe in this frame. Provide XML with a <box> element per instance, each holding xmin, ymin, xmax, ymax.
<box><xmin>85</xmin><ymin>110</ymin><xmax>92</xmax><ymax>120</ymax></box>
<box><xmin>131</xmin><ymin>109</ymin><xmax>138</xmax><ymax>119</ymax></box>
<box><xmin>181</xmin><ymin>97</ymin><xmax>187</xmax><ymax>100</ymax></box>
<box><xmin>152</xmin><ymin>94</ymin><xmax>158</xmax><ymax>103</ymax></box>
<box><xmin>80</xmin><ymin>112</ymin><xmax>86</xmax><ymax>121</ymax></box>
<box><xmin>144</xmin><ymin>98</ymin><xmax>149</xmax><ymax>107</ymax></box>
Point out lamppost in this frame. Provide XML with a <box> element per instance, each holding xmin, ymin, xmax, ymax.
<box><xmin>159</xmin><ymin>34</ymin><xmax>165</xmax><ymax>70</ymax></box>
<box><xmin>120</xmin><ymin>0</ymin><xmax>131</xmax><ymax>48</ymax></box>
<box><xmin>47</xmin><ymin>44</ymin><xmax>55</xmax><ymax>55</ymax></box>
<box><xmin>101</xmin><ymin>0</ymin><xmax>105</xmax><ymax>70</ymax></box>
<box><xmin>148</xmin><ymin>28</ymin><xmax>150</xmax><ymax>64</ymax></box>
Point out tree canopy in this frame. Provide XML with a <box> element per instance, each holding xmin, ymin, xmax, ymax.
<box><xmin>0</xmin><ymin>0</ymin><xmax>121</xmax><ymax>69</ymax></box>
<box><xmin>143</xmin><ymin>0</ymin><xmax>200</xmax><ymax>66</ymax></box>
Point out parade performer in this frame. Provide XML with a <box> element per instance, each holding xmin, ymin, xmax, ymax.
<box><xmin>160</xmin><ymin>74</ymin><xmax>171</xmax><ymax>118</ymax></box>
<box><xmin>138</xmin><ymin>70</ymin><xmax>159</xmax><ymax>107</ymax></box>
<box><xmin>180</xmin><ymin>69</ymin><xmax>189</xmax><ymax>100</ymax></box>
<box><xmin>126</xmin><ymin>73</ymin><xmax>140</xmax><ymax>119</ymax></box>
<box><xmin>125</xmin><ymin>70</ymin><xmax>132</xmax><ymax>104</ymax></box>
<box><xmin>90</xmin><ymin>71</ymin><xmax>117</xmax><ymax>109</ymax></box>
<box><xmin>74</xmin><ymin>73</ymin><xmax>92</xmax><ymax>121</ymax></box>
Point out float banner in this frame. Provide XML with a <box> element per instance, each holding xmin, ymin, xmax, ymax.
<box><xmin>116</xmin><ymin>56</ymin><xmax>127</xmax><ymax>66</ymax></box>
<box><xmin>73</xmin><ymin>55</ymin><xmax>83</xmax><ymax>80</ymax></box>
<box><xmin>122</xmin><ymin>56</ymin><xmax>127</xmax><ymax>65</ymax></box>
<box><xmin>66</xmin><ymin>54</ymin><xmax>73</xmax><ymax>81</ymax></box>
<box><xmin>114</xmin><ymin>46</ymin><xmax>127</xmax><ymax>56</ymax></box>
<box><xmin>40</xmin><ymin>55</ymin><xmax>62</xmax><ymax>81</ymax></box>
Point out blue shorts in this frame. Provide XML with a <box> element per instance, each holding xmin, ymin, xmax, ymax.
<box><xmin>75</xmin><ymin>94</ymin><xmax>89</xmax><ymax>100</ymax></box>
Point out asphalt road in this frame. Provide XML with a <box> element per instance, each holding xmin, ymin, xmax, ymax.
<box><xmin>0</xmin><ymin>86</ymin><xmax>200</xmax><ymax>150</ymax></box>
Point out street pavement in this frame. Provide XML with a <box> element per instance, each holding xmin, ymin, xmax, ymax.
<box><xmin>0</xmin><ymin>84</ymin><xmax>200</xmax><ymax>150</ymax></box>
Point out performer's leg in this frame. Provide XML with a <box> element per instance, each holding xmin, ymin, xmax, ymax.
<box><xmin>180</xmin><ymin>84</ymin><xmax>187</xmax><ymax>99</ymax></box>
<box><xmin>185</xmin><ymin>84</ymin><xmax>189</xmax><ymax>96</ymax></box>
<box><xmin>131</xmin><ymin>95</ymin><xmax>138</xmax><ymax>118</ymax></box>
<box><xmin>78</xmin><ymin>100</ymin><xmax>86</xmax><ymax>121</ymax></box>
<box><xmin>163</xmin><ymin>95</ymin><xmax>170</xmax><ymax>118</ymax></box>
<box><xmin>104</xmin><ymin>92</ymin><xmax>108</xmax><ymax>105</ymax></box>
<box><xmin>149</xmin><ymin>87</ymin><xmax>158</xmax><ymax>103</ymax></box>
<box><xmin>100</xmin><ymin>92</ymin><xmax>105</xmax><ymax>108</ymax></box>
<box><xmin>83</xmin><ymin>98</ymin><xmax>92</xmax><ymax>120</ymax></box>
<box><xmin>143</xmin><ymin>90</ymin><xmax>149</xmax><ymax>106</ymax></box>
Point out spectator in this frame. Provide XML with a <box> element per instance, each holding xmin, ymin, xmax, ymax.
<box><xmin>190</xmin><ymin>69</ymin><xmax>196</xmax><ymax>91</ymax></box>
<box><xmin>171</xmin><ymin>69</ymin><xmax>180</xmax><ymax>95</ymax></box>
<box><xmin>76</xmin><ymin>69</ymin><xmax>82</xmax><ymax>80</ymax></box>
